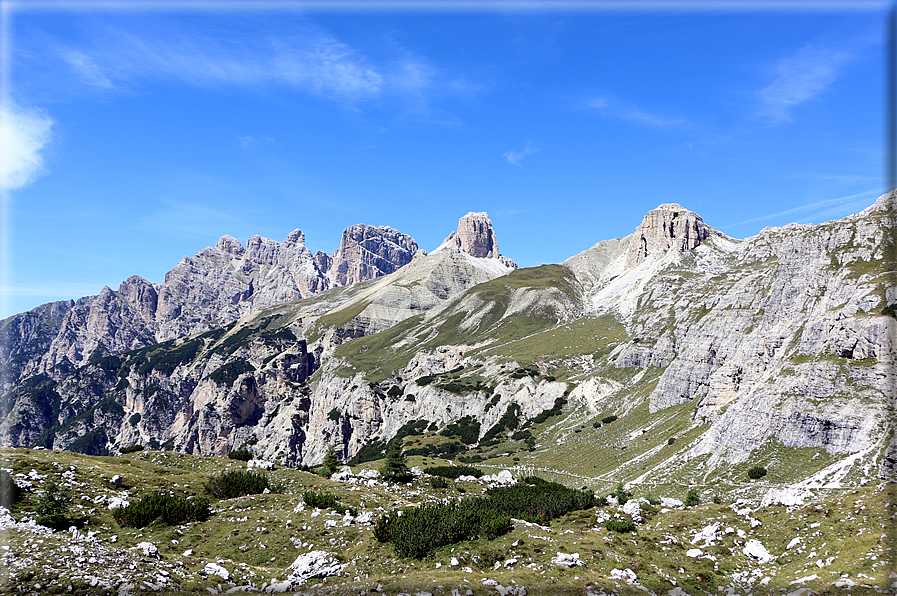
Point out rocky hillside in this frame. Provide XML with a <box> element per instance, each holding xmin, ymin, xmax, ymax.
<box><xmin>0</xmin><ymin>195</ymin><xmax>894</xmax><ymax>508</ymax></box>
<box><xmin>0</xmin><ymin>447</ymin><xmax>893</xmax><ymax>595</ymax></box>
<box><xmin>0</xmin><ymin>223</ymin><xmax>420</xmax><ymax>394</ymax></box>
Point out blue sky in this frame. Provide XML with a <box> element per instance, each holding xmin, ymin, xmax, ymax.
<box><xmin>0</xmin><ymin>0</ymin><xmax>890</xmax><ymax>318</ymax></box>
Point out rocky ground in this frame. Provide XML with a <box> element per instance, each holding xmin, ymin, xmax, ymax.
<box><xmin>0</xmin><ymin>447</ymin><xmax>894</xmax><ymax>595</ymax></box>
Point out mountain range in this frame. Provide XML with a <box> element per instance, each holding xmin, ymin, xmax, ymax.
<box><xmin>0</xmin><ymin>195</ymin><xmax>893</xmax><ymax>501</ymax></box>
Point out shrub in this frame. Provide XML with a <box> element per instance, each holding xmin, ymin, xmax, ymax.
<box><xmin>646</xmin><ymin>495</ymin><xmax>661</xmax><ymax>506</ymax></box>
<box><xmin>0</xmin><ymin>470</ymin><xmax>20</xmax><ymax>509</ymax></box>
<box><xmin>113</xmin><ymin>493</ymin><xmax>210</xmax><ymax>528</ymax></box>
<box><xmin>601</xmin><ymin>415</ymin><xmax>618</xmax><ymax>424</ymax></box>
<box><xmin>227</xmin><ymin>448</ymin><xmax>252</xmax><ymax>461</ymax></box>
<box><xmin>747</xmin><ymin>466</ymin><xmax>768</xmax><ymax>480</ymax></box>
<box><xmin>380</xmin><ymin>441</ymin><xmax>413</xmax><ymax>483</ymax></box>
<box><xmin>667</xmin><ymin>437</ymin><xmax>677</xmax><ymax>445</ymax></box>
<box><xmin>424</xmin><ymin>465</ymin><xmax>483</xmax><ymax>479</ymax></box>
<box><xmin>606</xmin><ymin>519</ymin><xmax>637</xmax><ymax>533</ymax></box>
<box><xmin>429</xmin><ymin>477</ymin><xmax>449</xmax><ymax>489</ymax></box>
<box><xmin>374</xmin><ymin>476</ymin><xmax>592</xmax><ymax>559</ymax></box>
<box><xmin>439</xmin><ymin>416</ymin><xmax>481</xmax><ymax>445</ymax></box>
<box><xmin>712</xmin><ymin>495</ymin><xmax>723</xmax><ymax>504</ymax></box>
<box><xmin>613</xmin><ymin>483</ymin><xmax>631</xmax><ymax>506</ymax></box>
<box><xmin>328</xmin><ymin>408</ymin><xmax>341</xmax><ymax>422</ymax></box>
<box><xmin>205</xmin><ymin>470</ymin><xmax>272</xmax><ymax>499</ymax></box>
<box><xmin>320</xmin><ymin>446</ymin><xmax>340</xmax><ymax>478</ymax></box>
<box><xmin>685</xmin><ymin>488</ymin><xmax>701</xmax><ymax>507</ymax></box>
<box><xmin>34</xmin><ymin>477</ymin><xmax>73</xmax><ymax>530</ymax></box>
<box><xmin>120</xmin><ymin>445</ymin><xmax>144</xmax><ymax>454</ymax></box>
<box><xmin>303</xmin><ymin>491</ymin><xmax>357</xmax><ymax>516</ymax></box>
<box><xmin>207</xmin><ymin>359</ymin><xmax>256</xmax><ymax>386</ymax></box>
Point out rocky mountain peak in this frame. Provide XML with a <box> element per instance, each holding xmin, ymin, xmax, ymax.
<box><xmin>284</xmin><ymin>229</ymin><xmax>306</xmax><ymax>248</ymax></box>
<box><xmin>216</xmin><ymin>234</ymin><xmax>244</xmax><ymax>256</ymax></box>
<box><xmin>624</xmin><ymin>203</ymin><xmax>714</xmax><ymax>269</ymax></box>
<box><xmin>328</xmin><ymin>224</ymin><xmax>419</xmax><ymax>287</ymax></box>
<box><xmin>457</xmin><ymin>211</ymin><xmax>499</xmax><ymax>258</ymax></box>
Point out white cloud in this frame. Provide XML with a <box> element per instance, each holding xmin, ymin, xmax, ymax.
<box><xmin>237</xmin><ymin>135</ymin><xmax>254</xmax><ymax>148</ymax></box>
<box><xmin>503</xmin><ymin>142</ymin><xmax>539</xmax><ymax>167</ymax></box>
<box><xmin>725</xmin><ymin>190</ymin><xmax>880</xmax><ymax>229</ymax></box>
<box><xmin>587</xmin><ymin>95</ymin><xmax>686</xmax><ymax>128</ymax></box>
<box><xmin>759</xmin><ymin>44</ymin><xmax>851</xmax><ymax>122</ymax></box>
<box><xmin>0</xmin><ymin>104</ymin><xmax>54</xmax><ymax>192</ymax></box>
<box><xmin>59</xmin><ymin>49</ymin><xmax>118</xmax><ymax>90</ymax></box>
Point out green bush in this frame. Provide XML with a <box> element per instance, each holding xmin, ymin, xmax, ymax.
<box><xmin>120</xmin><ymin>445</ymin><xmax>144</xmax><ymax>454</ymax></box>
<box><xmin>667</xmin><ymin>437</ymin><xmax>677</xmax><ymax>445</ymax></box>
<box><xmin>374</xmin><ymin>476</ymin><xmax>592</xmax><ymax>559</ymax></box>
<box><xmin>613</xmin><ymin>483</ymin><xmax>631</xmax><ymax>506</ymax></box>
<box><xmin>380</xmin><ymin>441</ymin><xmax>413</xmax><ymax>483</ymax></box>
<box><xmin>424</xmin><ymin>465</ymin><xmax>483</xmax><ymax>479</ymax></box>
<box><xmin>207</xmin><ymin>359</ymin><xmax>256</xmax><ymax>386</ymax></box>
<box><xmin>747</xmin><ymin>466</ymin><xmax>768</xmax><ymax>480</ymax></box>
<box><xmin>429</xmin><ymin>477</ymin><xmax>449</xmax><ymax>489</ymax></box>
<box><xmin>0</xmin><ymin>470</ymin><xmax>20</xmax><ymax>509</ymax></box>
<box><xmin>328</xmin><ymin>408</ymin><xmax>341</xmax><ymax>422</ymax></box>
<box><xmin>34</xmin><ymin>477</ymin><xmax>73</xmax><ymax>530</ymax></box>
<box><xmin>113</xmin><ymin>493</ymin><xmax>210</xmax><ymax>528</ymax></box>
<box><xmin>227</xmin><ymin>449</ymin><xmax>252</xmax><ymax>461</ymax></box>
<box><xmin>606</xmin><ymin>519</ymin><xmax>637</xmax><ymax>533</ymax></box>
<box><xmin>439</xmin><ymin>416</ymin><xmax>481</xmax><ymax>445</ymax></box>
<box><xmin>320</xmin><ymin>446</ymin><xmax>341</xmax><ymax>478</ymax></box>
<box><xmin>601</xmin><ymin>415</ymin><xmax>618</xmax><ymax>424</ymax></box>
<box><xmin>303</xmin><ymin>491</ymin><xmax>357</xmax><ymax>516</ymax></box>
<box><xmin>685</xmin><ymin>488</ymin><xmax>701</xmax><ymax>507</ymax></box>
<box><xmin>204</xmin><ymin>470</ymin><xmax>273</xmax><ymax>499</ymax></box>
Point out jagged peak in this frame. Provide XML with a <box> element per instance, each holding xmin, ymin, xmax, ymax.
<box><xmin>432</xmin><ymin>212</ymin><xmax>517</xmax><ymax>268</ymax></box>
<box><xmin>624</xmin><ymin>203</ymin><xmax>714</xmax><ymax>269</ymax></box>
<box><xmin>216</xmin><ymin>234</ymin><xmax>245</xmax><ymax>256</ymax></box>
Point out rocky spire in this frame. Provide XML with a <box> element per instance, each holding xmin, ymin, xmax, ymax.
<box><xmin>624</xmin><ymin>203</ymin><xmax>713</xmax><ymax>269</ymax></box>
<box><xmin>437</xmin><ymin>212</ymin><xmax>517</xmax><ymax>268</ymax></box>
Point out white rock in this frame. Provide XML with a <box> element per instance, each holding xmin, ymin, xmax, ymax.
<box><xmin>551</xmin><ymin>552</ymin><xmax>585</xmax><ymax>568</ymax></box>
<box><xmin>284</xmin><ymin>550</ymin><xmax>346</xmax><ymax>587</ymax></box>
<box><xmin>183</xmin><ymin>549</ymin><xmax>193</xmax><ymax>557</ymax></box>
<box><xmin>786</xmin><ymin>537</ymin><xmax>802</xmax><ymax>550</ymax></box>
<box><xmin>610</xmin><ymin>568</ymin><xmax>637</xmax><ymax>581</ymax></box>
<box><xmin>110</xmin><ymin>475</ymin><xmax>122</xmax><ymax>487</ymax></box>
<box><xmin>108</xmin><ymin>497</ymin><xmax>129</xmax><ymax>510</ymax></box>
<box><xmin>690</xmin><ymin>522</ymin><xmax>721</xmax><ymax>546</ymax></box>
<box><xmin>621</xmin><ymin>498</ymin><xmax>645</xmax><ymax>522</ymax></box>
<box><xmin>660</xmin><ymin>497</ymin><xmax>684</xmax><ymax>509</ymax></box>
<box><xmin>247</xmin><ymin>460</ymin><xmax>275</xmax><ymax>471</ymax></box>
<box><xmin>450</xmin><ymin>557</ymin><xmax>459</xmax><ymax>567</ymax></box>
<box><xmin>136</xmin><ymin>542</ymin><xmax>159</xmax><ymax>558</ymax></box>
<box><xmin>685</xmin><ymin>548</ymin><xmax>703</xmax><ymax>558</ymax></box>
<box><xmin>742</xmin><ymin>539</ymin><xmax>773</xmax><ymax>564</ymax></box>
<box><xmin>203</xmin><ymin>563</ymin><xmax>230</xmax><ymax>580</ymax></box>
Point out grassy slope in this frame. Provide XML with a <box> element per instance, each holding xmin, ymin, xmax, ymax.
<box><xmin>1</xmin><ymin>447</ymin><xmax>893</xmax><ymax>595</ymax></box>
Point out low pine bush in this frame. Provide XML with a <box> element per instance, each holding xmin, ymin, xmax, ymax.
<box><xmin>606</xmin><ymin>519</ymin><xmax>636</xmax><ymax>533</ymax></box>
<box><xmin>747</xmin><ymin>466</ymin><xmax>768</xmax><ymax>480</ymax></box>
<box><xmin>0</xmin><ymin>470</ymin><xmax>20</xmax><ymax>509</ymax></box>
<box><xmin>303</xmin><ymin>491</ymin><xmax>356</xmax><ymax>516</ymax></box>
<box><xmin>227</xmin><ymin>449</ymin><xmax>252</xmax><ymax>461</ymax></box>
<box><xmin>113</xmin><ymin>493</ymin><xmax>210</xmax><ymax>528</ymax></box>
<box><xmin>685</xmin><ymin>488</ymin><xmax>701</xmax><ymax>507</ymax></box>
<box><xmin>34</xmin><ymin>477</ymin><xmax>73</xmax><ymax>531</ymax></box>
<box><xmin>303</xmin><ymin>491</ymin><xmax>337</xmax><ymax>509</ymax></box>
<box><xmin>374</xmin><ymin>476</ymin><xmax>594</xmax><ymax>559</ymax></box>
<box><xmin>424</xmin><ymin>465</ymin><xmax>483</xmax><ymax>479</ymax></box>
<box><xmin>120</xmin><ymin>445</ymin><xmax>144</xmax><ymax>454</ymax></box>
<box><xmin>601</xmin><ymin>415</ymin><xmax>618</xmax><ymax>424</ymax></box>
<box><xmin>204</xmin><ymin>470</ymin><xmax>272</xmax><ymax>499</ymax></box>
<box><xmin>429</xmin><ymin>477</ymin><xmax>449</xmax><ymax>489</ymax></box>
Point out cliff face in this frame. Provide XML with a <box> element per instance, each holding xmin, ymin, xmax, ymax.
<box><xmin>1</xmin><ymin>224</ymin><xmax>419</xmax><ymax>392</ymax></box>
<box><xmin>1</xmin><ymin>198</ymin><xmax>894</xmax><ymax>493</ymax></box>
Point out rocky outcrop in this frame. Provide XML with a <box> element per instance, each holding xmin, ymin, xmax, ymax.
<box><xmin>327</xmin><ymin>225</ymin><xmax>418</xmax><ymax>287</ymax></box>
<box><xmin>437</xmin><ymin>212</ymin><xmax>517</xmax><ymax>269</ymax></box>
<box><xmin>624</xmin><ymin>203</ymin><xmax>718</xmax><ymax>269</ymax></box>
<box><xmin>2</xmin><ymin>224</ymin><xmax>420</xmax><ymax>386</ymax></box>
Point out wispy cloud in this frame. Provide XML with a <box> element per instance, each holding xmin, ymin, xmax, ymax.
<box><xmin>44</xmin><ymin>22</ymin><xmax>472</xmax><ymax>114</ymax></box>
<box><xmin>138</xmin><ymin>197</ymin><xmax>257</xmax><ymax>239</ymax></box>
<box><xmin>758</xmin><ymin>44</ymin><xmax>852</xmax><ymax>122</ymax></box>
<box><xmin>237</xmin><ymin>135</ymin><xmax>255</xmax><ymax>148</ymax></box>
<box><xmin>503</xmin><ymin>142</ymin><xmax>539</xmax><ymax>167</ymax></box>
<box><xmin>0</xmin><ymin>282</ymin><xmax>107</xmax><ymax>299</ymax></box>
<box><xmin>587</xmin><ymin>96</ymin><xmax>687</xmax><ymax>129</ymax></box>
<box><xmin>0</xmin><ymin>104</ymin><xmax>54</xmax><ymax>192</ymax></box>
<box><xmin>724</xmin><ymin>190</ymin><xmax>881</xmax><ymax>229</ymax></box>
